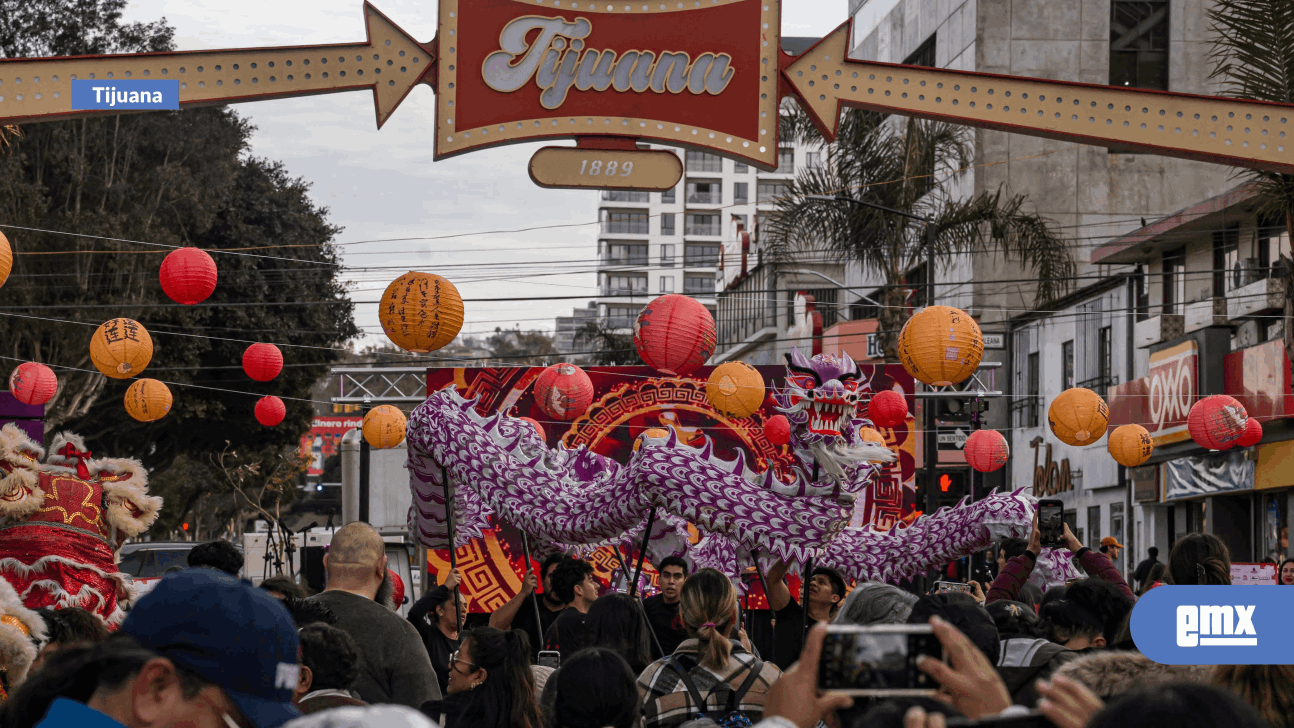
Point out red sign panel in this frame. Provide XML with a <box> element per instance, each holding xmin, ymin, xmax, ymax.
<box><xmin>1108</xmin><ymin>340</ymin><xmax>1198</xmax><ymax>446</ymax></box>
<box><xmin>434</xmin><ymin>0</ymin><xmax>781</xmax><ymax>168</ymax></box>
<box><xmin>299</xmin><ymin>416</ymin><xmax>363</xmax><ymax>477</ymax></box>
<box><xmin>1224</xmin><ymin>340</ymin><xmax>1294</xmax><ymax>421</ymax></box>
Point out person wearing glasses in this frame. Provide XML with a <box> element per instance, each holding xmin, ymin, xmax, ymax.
<box><xmin>27</xmin><ymin>568</ymin><xmax>301</xmax><ymax>728</ymax></box>
<box><xmin>420</xmin><ymin>627</ymin><xmax>542</xmax><ymax>728</ymax></box>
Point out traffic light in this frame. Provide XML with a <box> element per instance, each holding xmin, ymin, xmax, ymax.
<box><xmin>938</xmin><ymin>398</ymin><xmax>971</xmax><ymax>421</ymax></box>
<box><xmin>934</xmin><ymin>468</ymin><xmax>970</xmax><ymax>508</ymax></box>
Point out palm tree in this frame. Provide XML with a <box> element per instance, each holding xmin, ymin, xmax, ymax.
<box><xmin>1207</xmin><ymin>0</ymin><xmax>1294</xmax><ymax>372</ymax></box>
<box><xmin>766</xmin><ymin>109</ymin><xmax>1076</xmax><ymax>358</ymax></box>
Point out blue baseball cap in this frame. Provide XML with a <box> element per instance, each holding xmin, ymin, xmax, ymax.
<box><xmin>121</xmin><ymin>568</ymin><xmax>301</xmax><ymax>728</ymax></box>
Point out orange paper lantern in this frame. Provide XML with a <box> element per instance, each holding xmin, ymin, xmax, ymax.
<box><xmin>0</xmin><ymin>230</ymin><xmax>12</xmax><ymax>290</ymax></box>
<box><xmin>634</xmin><ymin>294</ymin><xmax>716</xmax><ymax>376</ymax></box>
<box><xmin>706</xmin><ymin>362</ymin><xmax>765</xmax><ymax>418</ymax></box>
<box><xmin>89</xmin><ymin>318</ymin><xmax>153</xmax><ymax>379</ymax></box>
<box><xmin>254</xmin><ymin>396</ymin><xmax>286</xmax><ymax>427</ymax></box>
<box><xmin>8</xmin><ymin>363</ymin><xmax>57</xmax><ymax>406</ymax></box>
<box><xmin>964</xmin><ymin>429</ymin><xmax>1009</xmax><ymax>473</ymax></box>
<box><xmin>764</xmin><ymin>415</ymin><xmax>790</xmax><ymax>445</ymax></box>
<box><xmin>1047</xmin><ymin>387</ymin><xmax>1109</xmax><ymax>446</ymax></box>
<box><xmin>124</xmin><ymin>378</ymin><xmax>172</xmax><ymax>422</ymax></box>
<box><xmin>1238</xmin><ymin>417</ymin><xmax>1264</xmax><ymax>448</ymax></box>
<box><xmin>867</xmin><ymin>390</ymin><xmax>908</xmax><ymax>428</ymax></box>
<box><xmin>159</xmin><ymin>247</ymin><xmax>218</xmax><ymax>305</ymax></box>
<box><xmin>534</xmin><ymin>363</ymin><xmax>594</xmax><ymax>421</ymax></box>
<box><xmin>379</xmin><ymin>272</ymin><xmax>464</xmax><ymax>353</ymax></box>
<box><xmin>363</xmin><ymin>405</ymin><xmax>408</xmax><ymax>449</ymax></box>
<box><xmin>242</xmin><ymin>343</ymin><xmax>284</xmax><ymax>382</ymax></box>
<box><xmin>896</xmin><ymin>306</ymin><xmax>984</xmax><ymax>387</ymax></box>
<box><xmin>1108</xmin><ymin>424</ymin><xmax>1153</xmax><ymax>467</ymax></box>
<box><xmin>634</xmin><ymin>427</ymin><xmax>670</xmax><ymax>452</ymax></box>
<box><xmin>1188</xmin><ymin>395</ymin><xmax>1248</xmax><ymax>450</ymax></box>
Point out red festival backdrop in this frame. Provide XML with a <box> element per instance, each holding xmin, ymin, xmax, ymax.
<box><xmin>299</xmin><ymin>416</ymin><xmax>364</xmax><ymax>477</ymax></box>
<box><xmin>423</xmin><ymin>364</ymin><xmax>916</xmax><ymax>612</ymax></box>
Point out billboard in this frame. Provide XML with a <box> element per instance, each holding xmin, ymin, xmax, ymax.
<box><xmin>299</xmin><ymin>416</ymin><xmax>363</xmax><ymax>477</ymax></box>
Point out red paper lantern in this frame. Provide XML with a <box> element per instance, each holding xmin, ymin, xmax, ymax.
<box><xmin>534</xmin><ymin>363</ymin><xmax>594</xmax><ymax>421</ymax></box>
<box><xmin>867</xmin><ymin>390</ymin><xmax>908</xmax><ymax>428</ymax></box>
<box><xmin>633</xmin><ymin>294</ymin><xmax>716</xmax><ymax>376</ymax></box>
<box><xmin>519</xmin><ymin>416</ymin><xmax>546</xmax><ymax>441</ymax></box>
<box><xmin>242</xmin><ymin>343</ymin><xmax>284</xmax><ymax>382</ymax></box>
<box><xmin>964</xmin><ymin>429</ymin><xmax>1009</xmax><ymax>473</ymax></box>
<box><xmin>8</xmin><ymin>362</ymin><xmax>57</xmax><ymax>406</ymax></box>
<box><xmin>159</xmin><ymin>247</ymin><xmax>218</xmax><ymax>305</ymax></box>
<box><xmin>1188</xmin><ymin>395</ymin><xmax>1248</xmax><ymax>450</ymax></box>
<box><xmin>254</xmin><ymin>395</ymin><xmax>286</xmax><ymax>426</ymax></box>
<box><xmin>765</xmin><ymin>414</ymin><xmax>791</xmax><ymax>445</ymax></box>
<box><xmin>1238</xmin><ymin>417</ymin><xmax>1264</xmax><ymax>448</ymax></box>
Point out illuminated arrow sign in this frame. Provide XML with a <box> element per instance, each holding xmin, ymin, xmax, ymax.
<box><xmin>0</xmin><ymin>3</ymin><xmax>432</xmax><ymax>128</ymax></box>
<box><xmin>783</xmin><ymin>21</ymin><xmax>1294</xmax><ymax>174</ymax></box>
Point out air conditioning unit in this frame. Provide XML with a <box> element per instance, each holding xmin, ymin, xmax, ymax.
<box><xmin>1234</xmin><ymin>319</ymin><xmax>1260</xmax><ymax>350</ymax></box>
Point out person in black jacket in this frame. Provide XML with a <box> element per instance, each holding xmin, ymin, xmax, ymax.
<box><xmin>408</xmin><ymin>568</ymin><xmax>463</xmax><ymax>696</ymax></box>
<box><xmin>422</xmin><ymin>627</ymin><xmax>543</xmax><ymax>728</ymax></box>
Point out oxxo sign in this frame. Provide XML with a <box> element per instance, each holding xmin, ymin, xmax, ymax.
<box><xmin>1132</xmin><ymin>586</ymin><xmax>1291</xmax><ymax>664</ymax></box>
<box><xmin>1109</xmin><ymin>340</ymin><xmax>1198</xmax><ymax>446</ymax></box>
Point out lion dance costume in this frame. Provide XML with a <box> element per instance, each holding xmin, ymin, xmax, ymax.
<box><xmin>0</xmin><ymin>424</ymin><xmax>160</xmax><ymax>625</ymax></box>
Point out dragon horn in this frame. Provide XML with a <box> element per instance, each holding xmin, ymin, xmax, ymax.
<box><xmin>727</xmin><ymin>450</ymin><xmax>747</xmax><ymax>476</ymax></box>
<box><xmin>787</xmin><ymin>346</ymin><xmax>813</xmax><ymax>370</ymax></box>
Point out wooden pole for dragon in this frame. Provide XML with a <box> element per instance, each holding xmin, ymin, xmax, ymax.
<box><xmin>629</xmin><ymin>507</ymin><xmax>657</xmax><ymax>599</ymax></box>
<box><xmin>442</xmin><ymin>465</ymin><xmax>461</xmax><ymax>634</ymax></box>
<box><xmin>521</xmin><ymin>531</ymin><xmax>543</xmax><ymax>640</ymax></box>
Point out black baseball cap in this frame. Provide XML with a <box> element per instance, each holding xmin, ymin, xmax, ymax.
<box><xmin>121</xmin><ymin>569</ymin><xmax>301</xmax><ymax>728</ymax></box>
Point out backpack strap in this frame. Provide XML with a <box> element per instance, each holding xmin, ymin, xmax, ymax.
<box><xmin>663</xmin><ymin>656</ymin><xmax>711</xmax><ymax>718</ymax></box>
<box><xmin>724</xmin><ymin>658</ymin><xmax>764</xmax><ymax>713</ymax></box>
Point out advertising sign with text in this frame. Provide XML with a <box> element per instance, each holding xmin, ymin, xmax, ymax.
<box><xmin>1109</xmin><ymin>340</ymin><xmax>1198</xmax><ymax>446</ymax></box>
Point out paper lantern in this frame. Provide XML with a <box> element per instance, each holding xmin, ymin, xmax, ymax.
<box><xmin>765</xmin><ymin>415</ymin><xmax>790</xmax><ymax>445</ymax></box>
<box><xmin>867</xmin><ymin>390</ymin><xmax>908</xmax><ymax>428</ymax></box>
<box><xmin>534</xmin><ymin>363</ymin><xmax>594</xmax><ymax>421</ymax></box>
<box><xmin>1108</xmin><ymin>424</ymin><xmax>1153</xmax><ymax>468</ymax></box>
<box><xmin>254</xmin><ymin>396</ymin><xmax>286</xmax><ymax>427</ymax></box>
<box><xmin>896</xmin><ymin>306</ymin><xmax>984</xmax><ymax>387</ymax></box>
<box><xmin>634</xmin><ymin>427</ymin><xmax>670</xmax><ymax>452</ymax></box>
<box><xmin>519</xmin><ymin>417</ymin><xmax>546</xmax><ymax>441</ymax></box>
<box><xmin>159</xmin><ymin>247</ymin><xmax>218</xmax><ymax>305</ymax></box>
<box><xmin>1047</xmin><ymin>387</ymin><xmax>1109</xmax><ymax>447</ymax></box>
<box><xmin>242</xmin><ymin>343</ymin><xmax>284</xmax><ymax>382</ymax></box>
<box><xmin>1188</xmin><ymin>395</ymin><xmax>1249</xmax><ymax>450</ymax></box>
<box><xmin>124</xmin><ymin>378</ymin><xmax>172</xmax><ymax>422</ymax></box>
<box><xmin>858</xmin><ymin>426</ymin><xmax>886</xmax><ymax>445</ymax></box>
<box><xmin>0</xmin><ymin>230</ymin><xmax>11</xmax><ymax>290</ymax></box>
<box><xmin>706</xmin><ymin>362</ymin><xmax>765</xmax><ymax>418</ymax></box>
<box><xmin>633</xmin><ymin>294</ymin><xmax>716</xmax><ymax>376</ymax></box>
<box><xmin>964</xmin><ymin>429</ymin><xmax>1009</xmax><ymax>473</ymax></box>
<box><xmin>379</xmin><ymin>272</ymin><xmax>464</xmax><ymax>353</ymax></box>
<box><xmin>89</xmin><ymin>318</ymin><xmax>153</xmax><ymax>379</ymax></box>
<box><xmin>1238</xmin><ymin>417</ymin><xmax>1264</xmax><ymax>448</ymax></box>
<box><xmin>363</xmin><ymin>405</ymin><xmax>408</xmax><ymax>449</ymax></box>
<box><xmin>8</xmin><ymin>363</ymin><xmax>57</xmax><ymax>406</ymax></box>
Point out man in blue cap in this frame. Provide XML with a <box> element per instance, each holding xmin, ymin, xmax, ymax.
<box><xmin>35</xmin><ymin>568</ymin><xmax>301</xmax><ymax>728</ymax></box>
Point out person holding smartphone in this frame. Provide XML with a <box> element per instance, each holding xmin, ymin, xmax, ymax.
<box><xmin>986</xmin><ymin>516</ymin><xmax>1134</xmax><ymax>605</ymax></box>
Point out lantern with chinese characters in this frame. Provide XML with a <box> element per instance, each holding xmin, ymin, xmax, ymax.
<box><xmin>0</xmin><ymin>231</ymin><xmax>12</xmax><ymax>289</ymax></box>
<box><xmin>363</xmin><ymin>405</ymin><xmax>407</xmax><ymax>449</ymax></box>
<box><xmin>867</xmin><ymin>389</ymin><xmax>908</xmax><ymax>428</ymax></box>
<box><xmin>124</xmin><ymin>379</ymin><xmax>172</xmax><ymax>422</ymax></box>
<box><xmin>1108</xmin><ymin>424</ymin><xmax>1153</xmax><ymax>467</ymax></box>
<box><xmin>1047</xmin><ymin>387</ymin><xmax>1109</xmax><ymax>447</ymax></box>
<box><xmin>89</xmin><ymin>318</ymin><xmax>153</xmax><ymax>379</ymax></box>
<box><xmin>519</xmin><ymin>417</ymin><xmax>546</xmax><ymax>441</ymax></box>
<box><xmin>242</xmin><ymin>343</ymin><xmax>283</xmax><ymax>382</ymax></box>
<box><xmin>634</xmin><ymin>427</ymin><xmax>670</xmax><ymax>452</ymax></box>
<box><xmin>378</xmin><ymin>272</ymin><xmax>464</xmax><ymax>353</ymax></box>
<box><xmin>159</xmin><ymin>247</ymin><xmax>218</xmax><ymax>305</ymax></box>
<box><xmin>764</xmin><ymin>415</ymin><xmax>790</xmax><ymax>445</ymax></box>
<box><xmin>706</xmin><ymin>362</ymin><xmax>765</xmax><ymax>418</ymax></box>
<box><xmin>964</xmin><ymin>429</ymin><xmax>1009</xmax><ymax>473</ymax></box>
<box><xmin>534</xmin><ymin>363</ymin><xmax>594</xmax><ymax>421</ymax></box>
<box><xmin>254</xmin><ymin>396</ymin><xmax>286</xmax><ymax>427</ymax></box>
<box><xmin>8</xmin><ymin>363</ymin><xmax>57</xmax><ymax>406</ymax></box>
<box><xmin>633</xmin><ymin>294</ymin><xmax>716</xmax><ymax>376</ymax></box>
<box><xmin>1188</xmin><ymin>395</ymin><xmax>1249</xmax><ymax>450</ymax></box>
<box><xmin>896</xmin><ymin>306</ymin><xmax>984</xmax><ymax>387</ymax></box>
<box><xmin>1238</xmin><ymin>417</ymin><xmax>1264</xmax><ymax>448</ymax></box>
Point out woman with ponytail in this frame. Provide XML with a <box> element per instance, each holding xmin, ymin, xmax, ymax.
<box><xmin>636</xmin><ymin>568</ymin><xmax>781</xmax><ymax>728</ymax></box>
<box><xmin>420</xmin><ymin>626</ymin><xmax>542</xmax><ymax>728</ymax></box>
<box><xmin>1166</xmin><ymin>534</ymin><xmax>1232</xmax><ymax>586</ymax></box>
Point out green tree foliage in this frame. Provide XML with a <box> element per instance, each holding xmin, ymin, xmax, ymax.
<box><xmin>767</xmin><ymin>109</ymin><xmax>1076</xmax><ymax>358</ymax></box>
<box><xmin>0</xmin><ymin>1</ymin><xmax>358</xmax><ymax>478</ymax></box>
<box><xmin>573</xmin><ymin>319</ymin><xmax>644</xmax><ymax>365</ymax></box>
<box><xmin>485</xmin><ymin>325</ymin><xmax>558</xmax><ymax>365</ymax></box>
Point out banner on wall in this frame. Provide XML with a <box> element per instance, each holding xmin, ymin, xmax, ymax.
<box><xmin>299</xmin><ymin>416</ymin><xmax>363</xmax><ymax>477</ymax></box>
<box><xmin>423</xmin><ymin>364</ymin><xmax>917</xmax><ymax>611</ymax></box>
<box><xmin>1163</xmin><ymin>450</ymin><xmax>1254</xmax><ymax>501</ymax></box>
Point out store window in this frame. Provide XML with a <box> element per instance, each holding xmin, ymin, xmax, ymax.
<box><xmin>1111</xmin><ymin>502</ymin><xmax>1125</xmax><ymax>573</ymax></box>
<box><xmin>1062</xmin><ymin>340</ymin><xmax>1075</xmax><ymax>389</ymax></box>
<box><xmin>1110</xmin><ymin>1</ymin><xmax>1169</xmax><ymax>90</ymax></box>
<box><xmin>1087</xmin><ymin>505</ymin><xmax>1102</xmax><ymax>550</ymax></box>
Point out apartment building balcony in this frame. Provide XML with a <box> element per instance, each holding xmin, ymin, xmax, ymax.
<box><xmin>684</xmin><ymin>275</ymin><xmax>717</xmax><ymax>296</ymax></box>
<box><xmin>1184</xmin><ymin>297</ymin><xmax>1227</xmax><ymax>333</ymax></box>
<box><xmin>600</xmin><ymin>251</ymin><xmax>649</xmax><ymax>267</ymax></box>
<box><xmin>1228</xmin><ymin>275</ymin><xmax>1286</xmax><ymax>320</ymax></box>
<box><xmin>600</xmin><ymin>190</ymin><xmax>650</xmax><ymax>203</ymax></box>
<box><xmin>1134</xmin><ymin>313</ymin><xmax>1185</xmax><ymax>348</ymax></box>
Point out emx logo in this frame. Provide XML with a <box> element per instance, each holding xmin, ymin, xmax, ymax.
<box><xmin>1177</xmin><ymin>605</ymin><xmax>1257</xmax><ymax>646</ymax></box>
<box><xmin>1133</xmin><ymin>586</ymin><xmax>1288</xmax><ymax>664</ymax></box>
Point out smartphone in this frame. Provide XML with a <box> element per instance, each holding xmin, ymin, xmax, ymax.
<box><xmin>935</xmin><ymin>581</ymin><xmax>971</xmax><ymax>595</ymax></box>
<box><xmin>537</xmin><ymin>650</ymin><xmax>560</xmax><ymax>669</ymax></box>
<box><xmin>1038</xmin><ymin>499</ymin><xmax>1065</xmax><ymax>548</ymax></box>
<box><xmin>818</xmin><ymin>624</ymin><xmax>944</xmax><ymax>696</ymax></box>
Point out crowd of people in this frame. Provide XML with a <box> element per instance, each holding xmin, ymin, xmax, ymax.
<box><xmin>1</xmin><ymin>519</ymin><xmax>1290</xmax><ymax>728</ymax></box>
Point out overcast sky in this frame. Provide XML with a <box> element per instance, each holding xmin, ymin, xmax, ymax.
<box><xmin>120</xmin><ymin>0</ymin><xmax>848</xmax><ymax>348</ymax></box>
